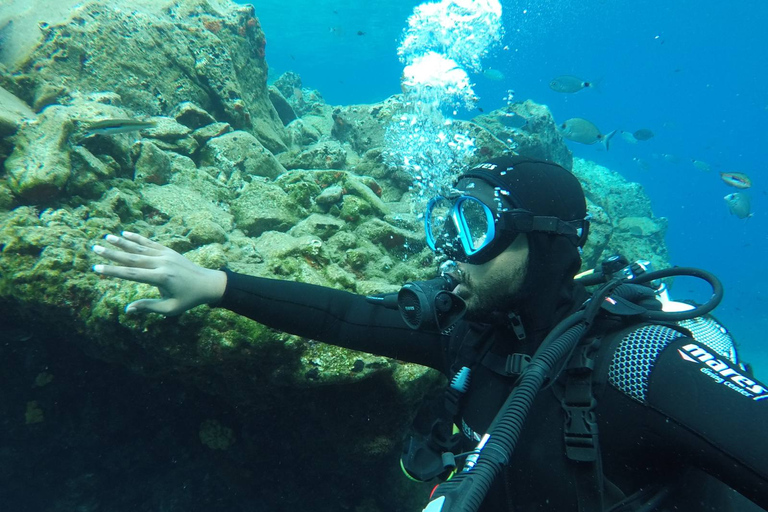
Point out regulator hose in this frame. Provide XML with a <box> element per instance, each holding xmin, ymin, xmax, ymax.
<box><xmin>629</xmin><ymin>267</ymin><xmax>723</xmax><ymax>321</ymax></box>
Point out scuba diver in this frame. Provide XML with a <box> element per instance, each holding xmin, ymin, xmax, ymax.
<box><xmin>91</xmin><ymin>155</ymin><xmax>768</xmax><ymax>511</ymax></box>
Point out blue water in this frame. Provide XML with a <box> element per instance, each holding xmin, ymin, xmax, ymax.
<box><xmin>248</xmin><ymin>0</ymin><xmax>768</xmax><ymax>376</ymax></box>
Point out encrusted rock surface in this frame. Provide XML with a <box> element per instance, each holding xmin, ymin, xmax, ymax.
<box><xmin>572</xmin><ymin>157</ymin><xmax>670</xmax><ymax>272</ymax></box>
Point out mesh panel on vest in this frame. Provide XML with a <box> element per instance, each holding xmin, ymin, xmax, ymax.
<box><xmin>678</xmin><ymin>316</ymin><xmax>737</xmax><ymax>363</ymax></box>
<box><xmin>608</xmin><ymin>325</ymin><xmax>684</xmax><ymax>403</ymax></box>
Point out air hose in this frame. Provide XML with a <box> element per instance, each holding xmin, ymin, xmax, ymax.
<box><xmin>626</xmin><ymin>267</ymin><xmax>723</xmax><ymax>321</ymax></box>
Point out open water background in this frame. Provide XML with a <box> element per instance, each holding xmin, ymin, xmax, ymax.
<box><xmin>247</xmin><ymin>0</ymin><xmax>768</xmax><ymax>376</ymax></box>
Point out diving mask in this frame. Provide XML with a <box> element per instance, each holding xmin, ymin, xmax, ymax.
<box><xmin>424</xmin><ymin>181</ymin><xmax>587</xmax><ymax>265</ymax></box>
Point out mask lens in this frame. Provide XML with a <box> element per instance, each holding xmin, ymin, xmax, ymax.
<box><xmin>459</xmin><ymin>198</ymin><xmax>493</xmax><ymax>253</ymax></box>
<box><xmin>426</xmin><ymin>197</ymin><xmax>451</xmax><ymax>245</ymax></box>
<box><xmin>426</xmin><ymin>197</ymin><xmax>463</xmax><ymax>259</ymax></box>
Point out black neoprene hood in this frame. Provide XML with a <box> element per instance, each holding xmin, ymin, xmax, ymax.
<box><xmin>455</xmin><ymin>155</ymin><xmax>590</xmax><ymax>334</ymax></box>
<box><xmin>459</xmin><ymin>155</ymin><xmax>588</xmax><ymax>229</ymax></box>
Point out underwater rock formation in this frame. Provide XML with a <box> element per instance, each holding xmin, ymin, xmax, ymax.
<box><xmin>472</xmin><ymin>99</ymin><xmax>573</xmax><ymax>170</ymax></box>
<box><xmin>571</xmin><ymin>157</ymin><xmax>670</xmax><ymax>273</ymax></box>
<box><xmin>6</xmin><ymin>0</ymin><xmax>287</xmax><ymax>152</ymax></box>
<box><xmin>0</xmin><ymin>2</ymin><xmax>671</xmax><ymax>510</ymax></box>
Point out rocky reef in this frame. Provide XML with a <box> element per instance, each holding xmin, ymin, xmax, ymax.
<box><xmin>0</xmin><ymin>1</ymin><xmax>670</xmax><ymax>511</ymax></box>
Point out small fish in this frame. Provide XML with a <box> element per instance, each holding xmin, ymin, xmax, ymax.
<box><xmin>498</xmin><ymin>112</ymin><xmax>528</xmax><ymax>129</ymax></box>
<box><xmin>357</xmin><ymin>31</ymin><xmax>365</xmax><ymax>36</ymax></box>
<box><xmin>724</xmin><ymin>192</ymin><xmax>752</xmax><ymax>219</ymax></box>
<box><xmin>720</xmin><ymin>171</ymin><xmax>752</xmax><ymax>189</ymax></box>
<box><xmin>633</xmin><ymin>129</ymin><xmax>655</xmax><ymax>141</ymax></box>
<box><xmin>691</xmin><ymin>159</ymin><xmax>711</xmax><ymax>172</ymax></box>
<box><xmin>549</xmin><ymin>75</ymin><xmax>592</xmax><ymax>93</ymax></box>
<box><xmin>661</xmin><ymin>153</ymin><xmax>680</xmax><ymax>164</ymax></box>
<box><xmin>621</xmin><ymin>131</ymin><xmax>638</xmax><ymax>144</ymax></box>
<box><xmin>633</xmin><ymin>157</ymin><xmax>651</xmax><ymax>171</ymax></box>
<box><xmin>482</xmin><ymin>68</ymin><xmax>505</xmax><ymax>81</ymax></box>
<box><xmin>83</xmin><ymin>118</ymin><xmax>156</xmax><ymax>136</ymax></box>
<box><xmin>558</xmin><ymin>118</ymin><xmax>616</xmax><ymax>150</ymax></box>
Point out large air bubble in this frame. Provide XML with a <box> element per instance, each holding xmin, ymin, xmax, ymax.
<box><xmin>385</xmin><ymin>0</ymin><xmax>504</xmax><ymax>209</ymax></box>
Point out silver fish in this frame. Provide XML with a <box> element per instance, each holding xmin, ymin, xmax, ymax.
<box><xmin>661</xmin><ymin>153</ymin><xmax>680</xmax><ymax>164</ymax></box>
<box><xmin>498</xmin><ymin>112</ymin><xmax>528</xmax><ymax>129</ymax></box>
<box><xmin>633</xmin><ymin>128</ymin><xmax>655</xmax><ymax>141</ymax></box>
<box><xmin>724</xmin><ymin>192</ymin><xmax>752</xmax><ymax>219</ymax></box>
<box><xmin>482</xmin><ymin>68</ymin><xmax>505</xmax><ymax>81</ymax></box>
<box><xmin>633</xmin><ymin>157</ymin><xmax>651</xmax><ymax>171</ymax></box>
<box><xmin>83</xmin><ymin>118</ymin><xmax>156</xmax><ymax>136</ymax></box>
<box><xmin>558</xmin><ymin>118</ymin><xmax>616</xmax><ymax>150</ymax></box>
<box><xmin>549</xmin><ymin>75</ymin><xmax>592</xmax><ymax>93</ymax></box>
<box><xmin>621</xmin><ymin>131</ymin><xmax>638</xmax><ymax>144</ymax></box>
<box><xmin>692</xmin><ymin>159</ymin><xmax>711</xmax><ymax>172</ymax></box>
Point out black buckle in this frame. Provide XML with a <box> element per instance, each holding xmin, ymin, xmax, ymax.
<box><xmin>505</xmin><ymin>353</ymin><xmax>531</xmax><ymax>376</ymax></box>
<box><xmin>563</xmin><ymin>401</ymin><xmax>598</xmax><ymax>462</ymax></box>
<box><xmin>567</xmin><ymin>338</ymin><xmax>599</xmax><ymax>372</ymax></box>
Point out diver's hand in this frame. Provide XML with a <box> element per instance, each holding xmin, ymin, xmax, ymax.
<box><xmin>92</xmin><ymin>231</ymin><xmax>227</xmax><ymax>316</ymax></box>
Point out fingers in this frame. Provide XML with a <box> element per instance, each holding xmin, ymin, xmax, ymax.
<box><xmin>92</xmin><ymin>231</ymin><xmax>171</xmax><ymax>269</ymax></box>
<box><xmin>93</xmin><ymin>262</ymin><xmax>164</xmax><ymax>286</ymax></box>
<box><xmin>92</xmin><ymin>244</ymin><xmax>157</xmax><ymax>270</ymax></box>
<box><xmin>126</xmin><ymin>298</ymin><xmax>183</xmax><ymax>316</ymax></box>
<box><xmin>104</xmin><ymin>231</ymin><xmax>164</xmax><ymax>255</ymax></box>
<box><xmin>120</xmin><ymin>231</ymin><xmax>169</xmax><ymax>251</ymax></box>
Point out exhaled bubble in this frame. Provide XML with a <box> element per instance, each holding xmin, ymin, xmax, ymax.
<box><xmin>386</xmin><ymin>0</ymin><xmax>504</xmax><ymax>254</ymax></box>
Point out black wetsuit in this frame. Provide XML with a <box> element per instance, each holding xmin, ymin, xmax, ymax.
<box><xmin>218</xmin><ymin>270</ymin><xmax>768</xmax><ymax>511</ymax></box>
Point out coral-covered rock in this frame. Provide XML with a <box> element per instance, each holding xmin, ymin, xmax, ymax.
<box><xmin>200</xmin><ymin>131</ymin><xmax>286</xmax><ymax>181</ymax></box>
<box><xmin>5</xmin><ymin>105</ymin><xmax>74</xmax><ymax>202</ymax></box>
<box><xmin>230</xmin><ymin>179</ymin><xmax>305</xmax><ymax>237</ymax></box>
<box><xmin>571</xmin><ymin>157</ymin><xmax>670</xmax><ymax>272</ymax></box>
<box><xmin>133</xmin><ymin>141</ymin><xmax>173</xmax><ymax>186</ymax></box>
<box><xmin>0</xmin><ymin>85</ymin><xmax>35</xmax><ymax>137</ymax></box>
<box><xmin>11</xmin><ymin>0</ymin><xmax>288</xmax><ymax>153</ymax></box>
<box><xmin>278</xmin><ymin>140</ymin><xmax>349</xmax><ymax>170</ymax></box>
<box><xmin>472</xmin><ymin>100</ymin><xmax>573</xmax><ymax>170</ymax></box>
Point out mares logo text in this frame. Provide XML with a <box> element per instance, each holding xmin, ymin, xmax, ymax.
<box><xmin>678</xmin><ymin>343</ymin><xmax>768</xmax><ymax>402</ymax></box>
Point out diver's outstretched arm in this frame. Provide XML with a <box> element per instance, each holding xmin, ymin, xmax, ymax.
<box><xmin>91</xmin><ymin>231</ymin><xmax>227</xmax><ymax>316</ymax></box>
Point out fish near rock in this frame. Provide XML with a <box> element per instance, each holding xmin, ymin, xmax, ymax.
<box><xmin>724</xmin><ymin>192</ymin><xmax>752</xmax><ymax>219</ymax></box>
<box><xmin>82</xmin><ymin>118</ymin><xmax>157</xmax><ymax>137</ymax></box>
<box><xmin>558</xmin><ymin>118</ymin><xmax>616</xmax><ymax>150</ymax></box>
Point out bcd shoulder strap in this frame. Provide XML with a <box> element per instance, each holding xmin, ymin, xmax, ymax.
<box><xmin>563</xmin><ymin>334</ymin><xmax>605</xmax><ymax>511</ymax></box>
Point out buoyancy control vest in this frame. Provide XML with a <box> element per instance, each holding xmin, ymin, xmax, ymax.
<box><xmin>402</xmin><ymin>258</ymin><xmax>734</xmax><ymax>512</ymax></box>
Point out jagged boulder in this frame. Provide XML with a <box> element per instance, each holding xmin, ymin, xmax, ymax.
<box><xmin>5</xmin><ymin>105</ymin><xmax>75</xmax><ymax>202</ymax></box>
<box><xmin>8</xmin><ymin>0</ymin><xmax>288</xmax><ymax>153</ymax></box>
<box><xmin>472</xmin><ymin>99</ymin><xmax>573</xmax><ymax>170</ymax></box>
<box><xmin>571</xmin><ymin>157</ymin><xmax>670</xmax><ymax>272</ymax></box>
